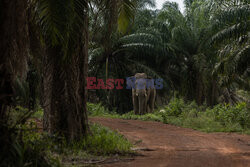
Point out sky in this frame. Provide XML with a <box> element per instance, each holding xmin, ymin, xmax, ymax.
<box><xmin>155</xmin><ymin>0</ymin><xmax>185</xmax><ymax>13</ymax></box>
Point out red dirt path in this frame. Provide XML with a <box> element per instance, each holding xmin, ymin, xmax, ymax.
<box><xmin>90</xmin><ymin>117</ymin><xmax>250</xmax><ymax>167</ymax></box>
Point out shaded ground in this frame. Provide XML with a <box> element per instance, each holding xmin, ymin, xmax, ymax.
<box><xmin>90</xmin><ymin>117</ymin><xmax>250</xmax><ymax>167</ymax></box>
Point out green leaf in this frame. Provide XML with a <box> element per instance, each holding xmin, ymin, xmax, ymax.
<box><xmin>118</xmin><ymin>0</ymin><xmax>135</xmax><ymax>34</ymax></box>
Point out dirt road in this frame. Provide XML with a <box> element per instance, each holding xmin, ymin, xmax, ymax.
<box><xmin>90</xmin><ymin>117</ymin><xmax>250</xmax><ymax>167</ymax></box>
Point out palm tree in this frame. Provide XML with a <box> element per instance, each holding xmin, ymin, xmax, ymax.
<box><xmin>89</xmin><ymin>0</ymin><xmax>249</xmax><ymax>110</ymax></box>
<box><xmin>0</xmin><ymin>0</ymin><xmax>29</xmax><ymax>124</ymax></box>
<box><xmin>117</xmin><ymin>1</ymin><xmax>218</xmax><ymax>105</ymax></box>
<box><xmin>210</xmin><ymin>0</ymin><xmax>250</xmax><ymax>104</ymax></box>
<box><xmin>32</xmin><ymin>0</ymin><xmax>139</xmax><ymax>139</ymax></box>
<box><xmin>32</xmin><ymin>0</ymin><xmax>89</xmax><ymax>140</ymax></box>
<box><xmin>88</xmin><ymin>0</ymin><xmax>156</xmax><ymax>112</ymax></box>
<box><xmin>99</xmin><ymin>0</ymin><xmax>223</xmax><ymax>106</ymax></box>
<box><xmin>0</xmin><ymin>0</ymin><xmax>30</xmax><ymax>163</ymax></box>
<box><xmin>89</xmin><ymin>0</ymin><xmax>151</xmax><ymax>81</ymax></box>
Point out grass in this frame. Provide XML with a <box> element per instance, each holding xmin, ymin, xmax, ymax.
<box><xmin>19</xmin><ymin>122</ymin><xmax>134</xmax><ymax>167</ymax></box>
<box><xmin>71</xmin><ymin>123</ymin><xmax>133</xmax><ymax>155</ymax></box>
<box><xmin>87</xmin><ymin>103</ymin><xmax>163</xmax><ymax>122</ymax></box>
<box><xmin>8</xmin><ymin>100</ymin><xmax>248</xmax><ymax>166</ymax></box>
<box><xmin>88</xmin><ymin>99</ymin><xmax>250</xmax><ymax>134</ymax></box>
<box><xmin>4</xmin><ymin>106</ymin><xmax>134</xmax><ymax>167</ymax></box>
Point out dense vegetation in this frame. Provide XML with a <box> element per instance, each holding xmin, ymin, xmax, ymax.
<box><xmin>0</xmin><ymin>0</ymin><xmax>249</xmax><ymax>166</ymax></box>
<box><xmin>89</xmin><ymin>0</ymin><xmax>249</xmax><ymax>111</ymax></box>
<box><xmin>1</xmin><ymin>107</ymin><xmax>133</xmax><ymax>166</ymax></box>
<box><xmin>88</xmin><ymin>100</ymin><xmax>250</xmax><ymax>134</ymax></box>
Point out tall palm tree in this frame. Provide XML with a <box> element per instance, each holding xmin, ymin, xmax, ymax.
<box><xmin>210</xmin><ymin>0</ymin><xmax>250</xmax><ymax>103</ymax></box>
<box><xmin>95</xmin><ymin>0</ymin><xmax>222</xmax><ymax>106</ymax></box>
<box><xmin>0</xmin><ymin>0</ymin><xmax>29</xmax><ymax>124</ymax></box>
<box><xmin>33</xmin><ymin>0</ymin><xmax>89</xmax><ymax>140</ymax></box>
<box><xmin>117</xmin><ymin>1</ymin><xmax>218</xmax><ymax>105</ymax></box>
<box><xmin>88</xmin><ymin>0</ymin><xmax>155</xmax><ymax>112</ymax></box>
<box><xmin>33</xmin><ymin>0</ymin><xmax>138</xmax><ymax>139</ymax></box>
<box><xmin>0</xmin><ymin>0</ymin><xmax>30</xmax><ymax>163</ymax></box>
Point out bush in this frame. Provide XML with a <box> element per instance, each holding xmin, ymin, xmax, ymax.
<box><xmin>207</xmin><ymin>103</ymin><xmax>250</xmax><ymax>128</ymax></box>
<box><xmin>161</xmin><ymin>101</ymin><xmax>249</xmax><ymax>133</ymax></box>
<box><xmin>121</xmin><ymin>112</ymin><xmax>163</xmax><ymax>122</ymax></box>
<box><xmin>2</xmin><ymin>105</ymin><xmax>133</xmax><ymax>167</ymax></box>
<box><xmin>0</xmin><ymin>109</ymin><xmax>61</xmax><ymax>167</ymax></box>
<box><xmin>88</xmin><ymin>100</ymin><xmax>250</xmax><ymax>134</ymax></box>
<box><xmin>88</xmin><ymin>103</ymin><xmax>118</xmax><ymax>118</ymax></box>
<box><xmin>164</xmin><ymin>98</ymin><xmax>186</xmax><ymax>117</ymax></box>
<box><xmin>71</xmin><ymin>124</ymin><xmax>133</xmax><ymax>155</ymax></box>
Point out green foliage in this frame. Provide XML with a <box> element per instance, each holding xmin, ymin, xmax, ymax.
<box><xmin>163</xmin><ymin>98</ymin><xmax>186</xmax><ymax>117</ymax></box>
<box><xmin>88</xmin><ymin>103</ymin><xmax>163</xmax><ymax>122</ymax></box>
<box><xmin>1</xmin><ymin>139</ymin><xmax>61</xmax><ymax>167</ymax></box>
<box><xmin>35</xmin><ymin>0</ymin><xmax>87</xmax><ymax>46</ymax></box>
<box><xmin>89</xmin><ymin>0</ymin><xmax>250</xmax><ymax>110</ymax></box>
<box><xmin>121</xmin><ymin>111</ymin><xmax>163</xmax><ymax>122</ymax></box>
<box><xmin>89</xmin><ymin>100</ymin><xmax>250</xmax><ymax>134</ymax></box>
<box><xmin>160</xmin><ymin>99</ymin><xmax>250</xmax><ymax>133</ymax></box>
<box><xmin>118</xmin><ymin>0</ymin><xmax>136</xmax><ymax>34</ymax></box>
<box><xmin>210</xmin><ymin>1</ymin><xmax>250</xmax><ymax>92</ymax></box>
<box><xmin>0</xmin><ymin>107</ymin><xmax>62</xmax><ymax>167</ymax></box>
<box><xmin>32</xmin><ymin>107</ymin><xmax>44</xmax><ymax>119</ymax></box>
<box><xmin>207</xmin><ymin>102</ymin><xmax>250</xmax><ymax>128</ymax></box>
<box><xmin>71</xmin><ymin>124</ymin><xmax>133</xmax><ymax>155</ymax></box>
<box><xmin>20</xmin><ymin>123</ymin><xmax>133</xmax><ymax>165</ymax></box>
<box><xmin>2</xmin><ymin>105</ymin><xmax>133</xmax><ymax>167</ymax></box>
<box><xmin>87</xmin><ymin>103</ymin><xmax>119</xmax><ymax>118</ymax></box>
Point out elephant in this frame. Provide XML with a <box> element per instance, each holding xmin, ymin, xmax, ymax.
<box><xmin>132</xmin><ymin>73</ymin><xmax>156</xmax><ymax>115</ymax></box>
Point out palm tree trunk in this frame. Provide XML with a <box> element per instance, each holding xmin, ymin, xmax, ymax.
<box><xmin>0</xmin><ymin>1</ymin><xmax>28</xmax><ymax>156</ymax></box>
<box><xmin>41</xmin><ymin>50</ymin><xmax>53</xmax><ymax>131</ymax></box>
<box><xmin>42</xmin><ymin>46</ymin><xmax>67</xmax><ymax>134</ymax></box>
<box><xmin>62</xmin><ymin>7</ymin><xmax>89</xmax><ymax>141</ymax></box>
<box><xmin>103</xmin><ymin>0</ymin><xmax>118</xmax><ymax>80</ymax></box>
<box><xmin>42</xmin><ymin>13</ymin><xmax>89</xmax><ymax>141</ymax></box>
<box><xmin>205</xmin><ymin>76</ymin><xmax>219</xmax><ymax>107</ymax></box>
<box><xmin>81</xmin><ymin>13</ymin><xmax>90</xmax><ymax>136</ymax></box>
<box><xmin>67</xmin><ymin>9</ymin><xmax>89</xmax><ymax>140</ymax></box>
<box><xmin>0</xmin><ymin>0</ymin><xmax>28</xmax><ymax>123</ymax></box>
<box><xmin>211</xmin><ymin>78</ymin><xmax>219</xmax><ymax>106</ymax></box>
<box><xmin>196</xmin><ymin>72</ymin><xmax>204</xmax><ymax>105</ymax></box>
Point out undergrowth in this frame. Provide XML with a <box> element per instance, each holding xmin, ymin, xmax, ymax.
<box><xmin>71</xmin><ymin>123</ymin><xmax>133</xmax><ymax>155</ymax></box>
<box><xmin>88</xmin><ymin>99</ymin><xmax>250</xmax><ymax>134</ymax></box>
<box><xmin>1</xmin><ymin>106</ymin><xmax>133</xmax><ymax>167</ymax></box>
